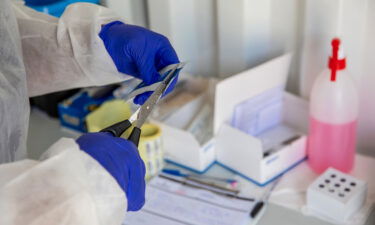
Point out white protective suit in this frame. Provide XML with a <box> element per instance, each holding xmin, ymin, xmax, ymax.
<box><xmin>0</xmin><ymin>1</ymin><xmax>132</xmax><ymax>224</ymax></box>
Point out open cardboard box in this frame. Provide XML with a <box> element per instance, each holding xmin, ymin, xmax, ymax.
<box><xmin>214</xmin><ymin>53</ymin><xmax>309</xmax><ymax>186</ymax></box>
<box><xmin>215</xmin><ymin>93</ymin><xmax>308</xmax><ymax>185</ymax></box>
<box><xmin>152</xmin><ymin>74</ymin><xmax>217</xmax><ymax>173</ymax></box>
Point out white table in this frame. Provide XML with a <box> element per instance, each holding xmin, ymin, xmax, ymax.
<box><xmin>27</xmin><ymin>108</ymin><xmax>375</xmax><ymax>225</ymax></box>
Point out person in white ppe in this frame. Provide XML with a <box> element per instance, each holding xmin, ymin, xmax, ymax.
<box><xmin>0</xmin><ymin>1</ymin><xmax>180</xmax><ymax>224</ymax></box>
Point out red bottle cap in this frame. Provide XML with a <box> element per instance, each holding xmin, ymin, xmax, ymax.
<box><xmin>328</xmin><ymin>38</ymin><xmax>346</xmax><ymax>82</ymax></box>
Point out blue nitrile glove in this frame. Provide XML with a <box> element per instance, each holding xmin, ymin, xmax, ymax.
<box><xmin>76</xmin><ymin>132</ymin><xmax>146</xmax><ymax>211</ymax></box>
<box><xmin>99</xmin><ymin>21</ymin><xmax>180</xmax><ymax>105</ymax></box>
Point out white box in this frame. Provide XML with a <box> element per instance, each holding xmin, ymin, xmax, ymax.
<box><xmin>214</xmin><ymin>53</ymin><xmax>309</xmax><ymax>186</ymax></box>
<box><xmin>307</xmin><ymin>168</ymin><xmax>368</xmax><ymax>222</ymax></box>
<box><xmin>153</xmin><ymin>76</ymin><xmax>217</xmax><ymax>173</ymax></box>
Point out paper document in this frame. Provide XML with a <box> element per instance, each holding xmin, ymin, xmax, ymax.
<box><xmin>231</xmin><ymin>86</ymin><xmax>284</xmax><ymax>136</ymax></box>
<box><xmin>123</xmin><ymin>176</ymin><xmax>256</xmax><ymax>225</ymax></box>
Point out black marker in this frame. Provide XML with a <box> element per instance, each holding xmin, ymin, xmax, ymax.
<box><xmin>250</xmin><ymin>176</ymin><xmax>282</xmax><ymax>219</ymax></box>
<box><xmin>250</xmin><ymin>201</ymin><xmax>264</xmax><ymax>218</ymax></box>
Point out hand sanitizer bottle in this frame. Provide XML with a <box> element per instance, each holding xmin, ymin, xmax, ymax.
<box><xmin>308</xmin><ymin>38</ymin><xmax>358</xmax><ymax>174</ymax></box>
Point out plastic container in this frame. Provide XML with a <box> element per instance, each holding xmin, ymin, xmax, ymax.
<box><xmin>25</xmin><ymin>0</ymin><xmax>100</xmax><ymax>18</ymax></box>
<box><xmin>307</xmin><ymin>38</ymin><xmax>358</xmax><ymax>174</ymax></box>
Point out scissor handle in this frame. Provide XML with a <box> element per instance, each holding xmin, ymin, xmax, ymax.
<box><xmin>128</xmin><ymin>127</ymin><xmax>141</xmax><ymax>147</ymax></box>
<box><xmin>100</xmin><ymin>120</ymin><xmax>132</xmax><ymax>137</ymax></box>
<box><xmin>100</xmin><ymin>120</ymin><xmax>141</xmax><ymax>147</ymax></box>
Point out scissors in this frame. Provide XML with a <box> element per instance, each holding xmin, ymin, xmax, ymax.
<box><xmin>100</xmin><ymin>63</ymin><xmax>185</xmax><ymax>147</ymax></box>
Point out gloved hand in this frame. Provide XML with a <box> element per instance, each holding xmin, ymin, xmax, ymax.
<box><xmin>76</xmin><ymin>132</ymin><xmax>146</xmax><ymax>211</ymax></box>
<box><xmin>99</xmin><ymin>21</ymin><xmax>180</xmax><ymax>105</ymax></box>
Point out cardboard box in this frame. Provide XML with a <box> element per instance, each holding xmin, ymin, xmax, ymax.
<box><xmin>216</xmin><ymin>93</ymin><xmax>308</xmax><ymax>185</ymax></box>
<box><xmin>153</xmin><ymin>75</ymin><xmax>217</xmax><ymax>173</ymax></box>
<box><xmin>58</xmin><ymin>89</ymin><xmax>113</xmax><ymax>132</ymax></box>
<box><xmin>214</xmin><ymin>53</ymin><xmax>309</xmax><ymax>186</ymax></box>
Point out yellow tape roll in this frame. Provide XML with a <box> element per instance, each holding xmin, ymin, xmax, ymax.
<box><xmin>137</xmin><ymin>123</ymin><xmax>163</xmax><ymax>180</ymax></box>
<box><xmin>86</xmin><ymin>100</ymin><xmax>163</xmax><ymax>179</ymax></box>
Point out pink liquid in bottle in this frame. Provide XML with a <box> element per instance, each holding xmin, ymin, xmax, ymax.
<box><xmin>307</xmin><ymin>116</ymin><xmax>357</xmax><ymax>174</ymax></box>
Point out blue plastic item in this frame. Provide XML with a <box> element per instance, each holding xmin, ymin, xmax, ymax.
<box><xmin>58</xmin><ymin>90</ymin><xmax>113</xmax><ymax>132</ymax></box>
<box><xmin>162</xmin><ymin>168</ymin><xmax>237</xmax><ymax>184</ymax></box>
<box><xmin>77</xmin><ymin>132</ymin><xmax>146</xmax><ymax>211</ymax></box>
<box><xmin>25</xmin><ymin>0</ymin><xmax>99</xmax><ymax>18</ymax></box>
<box><xmin>25</xmin><ymin>0</ymin><xmax>60</xmax><ymax>5</ymax></box>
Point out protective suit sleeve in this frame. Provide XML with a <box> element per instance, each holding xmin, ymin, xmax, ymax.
<box><xmin>0</xmin><ymin>138</ymin><xmax>127</xmax><ymax>225</ymax></box>
<box><xmin>12</xmin><ymin>2</ymin><xmax>131</xmax><ymax>97</ymax></box>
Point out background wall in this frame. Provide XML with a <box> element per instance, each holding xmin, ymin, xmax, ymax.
<box><xmin>101</xmin><ymin>0</ymin><xmax>148</xmax><ymax>27</ymax></box>
<box><xmin>147</xmin><ymin>0</ymin><xmax>217</xmax><ymax>77</ymax></box>
<box><xmin>104</xmin><ymin>0</ymin><xmax>374</xmax><ymax>155</ymax></box>
<box><xmin>357</xmin><ymin>0</ymin><xmax>375</xmax><ymax>154</ymax></box>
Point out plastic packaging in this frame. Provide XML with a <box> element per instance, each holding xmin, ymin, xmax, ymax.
<box><xmin>308</xmin><ymin>38</ymin><xmax>358</xmax><ymax>174</ymax></box>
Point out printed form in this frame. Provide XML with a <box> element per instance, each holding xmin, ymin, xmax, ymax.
<box><xmin>123</xmin><ymin>176</ymin><xmax>256</xmax><ymax>225</ymax></box>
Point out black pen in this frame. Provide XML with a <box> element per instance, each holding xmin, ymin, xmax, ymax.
<box><xmin>250</xmin><ymin>176</ymin><xmax>282</xmax><ymax>219</ymax></box>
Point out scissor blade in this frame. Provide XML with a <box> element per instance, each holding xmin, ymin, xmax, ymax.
<box><xmin>129</xmin><ymin>108</ymin><xmax>140</xmax><ymax>123</ymax></box>
<box><xmin>135</xmin><ymin>67</ymin><xmax>178</xmax><ymax>128</ymax></box>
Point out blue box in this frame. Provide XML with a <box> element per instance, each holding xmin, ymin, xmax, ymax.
<box><xmin>58</xmin><ymin>90</ymin><xmax>113</xmax><ymax>132</ymax></box>
<box><xmin>26</xmin><ymin>0</ymin><xmax>100</xmax><ymax>18</ymax></box>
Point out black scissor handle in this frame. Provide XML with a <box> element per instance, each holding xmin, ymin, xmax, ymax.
<box><xmin>100</xmin><ymin>120</ymin><xmax>141</xmax><ymax>147</ymax></box>
<box><xmin>128</xmin><ymin>127</ymin><xmax>141</xmax><ymax>147</ymax></box>
<box><xmin>100</xmin><ymin>120</ymin><xmax>132</xmax><ymax>138</ymax></box>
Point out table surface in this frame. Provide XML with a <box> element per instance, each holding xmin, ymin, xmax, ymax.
<box><xmin>27</xmin><ymin>108</ymin><xmax>375</xmax><ymax>225</ymax></box>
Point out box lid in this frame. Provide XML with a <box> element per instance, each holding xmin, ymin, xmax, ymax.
<box><xmin>214</xmin><ymin>53</ymin><xmax>292</xmax><ymax>133</ymax></box>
